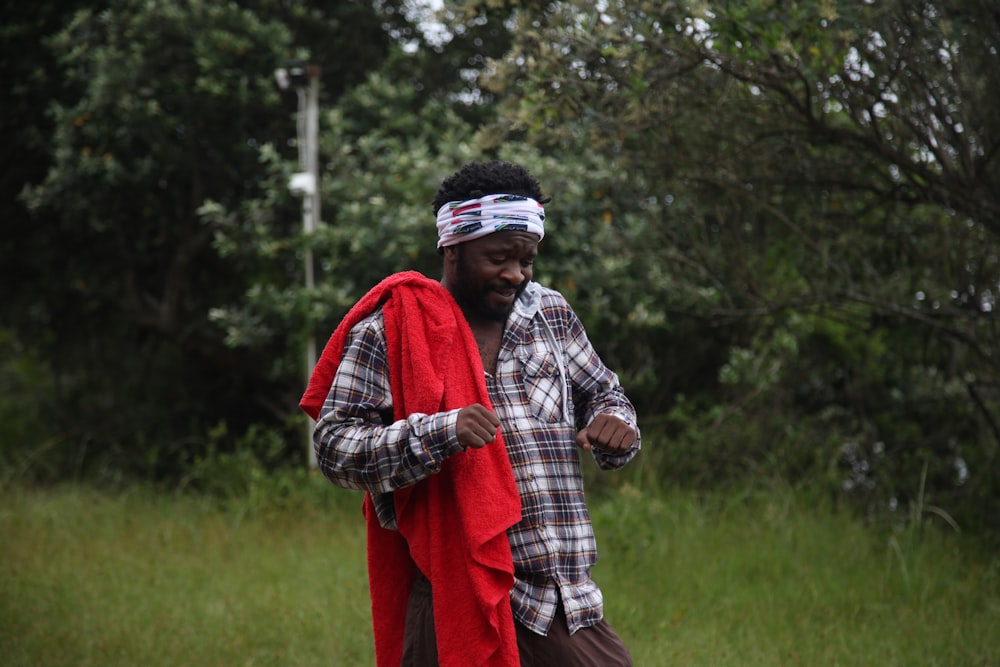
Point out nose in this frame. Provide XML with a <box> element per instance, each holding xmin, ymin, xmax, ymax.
<box><xmin>499</xmin><ymin>260</ymin><xmax>527</xmax><ymax>285</ymax></box>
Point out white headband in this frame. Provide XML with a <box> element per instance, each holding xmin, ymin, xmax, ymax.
<box><xmin>436</xmin><ymin>194</ymin><xmax>545</xmax><ymax>249</ymax></box>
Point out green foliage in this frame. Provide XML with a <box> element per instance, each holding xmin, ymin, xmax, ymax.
<box><xmin>193</xmin><ymin>3</ymin><xmax>528</xmax><ymax>379</ymax></box>
<box><xmin>4</xmin><ymin>0</ymin><xmax>1000</xmax><ymax>541</ymax></box>
<box><xmin>7</xmin><ymin>0</ymin><xmax>299</xmax><ymax>477</ymax></box>
<box><xmin>177</xmin><ymin>420</ymin><xmax>317</xmax><ymax>517</ymax></box>
<box><xmin>0</xmin><ymin>331</ymin><xmax>58</xmax><ymax>482</ymax></box>
<box><xmin>459</xmin><ymin>0</ymin><xmax>1000</xmax><ymax>536</ymax></box>
<box><xmin>3</xmin><ymin>1</ymin><xmax>415</xmax><ymax>480</ymax></box>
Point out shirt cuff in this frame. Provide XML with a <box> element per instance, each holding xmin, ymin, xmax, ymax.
<box><xmin>423</xmin><ymin>408</ymin><xmax>465</xmax><ymax>459</ymax></box>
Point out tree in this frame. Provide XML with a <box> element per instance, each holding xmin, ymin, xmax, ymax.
<box><xmin>4</xmin><ymin>0</ymin><xmax>404</xmax><ymax>478</ymax></box>
<box><xmin>458</xmin><ymin>0</ymin><xmax>1000</xmax><ymax>531</ymax></box>
<box><xmin>203</xmin><ymin>1</ymin><xmax>530</xmax><ymax>373</ymax></box>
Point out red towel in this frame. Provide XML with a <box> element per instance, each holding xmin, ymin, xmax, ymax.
<box><xmin>300</xmin><ymin>271</ymin><xmax>522</xmax><ymax>667</ymax></box>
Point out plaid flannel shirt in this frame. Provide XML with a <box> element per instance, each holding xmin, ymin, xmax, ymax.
<box><xmin>314</xmin><ymin>281</ymin><xmax>641</xmax><ymax>636</ymax></box>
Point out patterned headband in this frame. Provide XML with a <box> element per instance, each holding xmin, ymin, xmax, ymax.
<box><xmin>436</xmin><ymin>193</ymin><xmax>545</xmax><ymax>249</ymax></box>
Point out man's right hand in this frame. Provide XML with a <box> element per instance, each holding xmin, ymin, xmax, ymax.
<box><xmin>455</xmin><ymin>403</ymin><xmax>501</xmax><ymax>450</ymax></box>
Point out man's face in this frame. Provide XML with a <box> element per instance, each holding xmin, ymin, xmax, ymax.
<box><xmin>447</xmin><ymin>231</ymin><xmax>540</xmax><ymax>323</ymax></box>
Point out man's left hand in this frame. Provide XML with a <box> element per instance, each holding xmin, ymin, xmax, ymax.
<box><xmin>576</xmin><ymin>413</ymin><xmax>637</xmax><ymax>455</ymax></box>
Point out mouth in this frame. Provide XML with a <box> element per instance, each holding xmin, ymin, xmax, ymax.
<box><xmin>491</xmin><ymin>285</ymin><xmax>519</xmax><ymax>303</ymax></box>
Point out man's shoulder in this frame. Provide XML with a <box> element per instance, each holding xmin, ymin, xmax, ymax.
<box><xmin>524</xmin><ymin>281</ymin><xmax>573</xmax><ymax>313</ymax></box>
<box><xmin>515</xmin><ymin>282</ymin><xmax>577</xmax><ymax>330</ymax></box>
<box><xmin>346</xmin><ymin>306</ymin><xmax>386</xmax><ymax>338</ymax></box>
<box><xmin>525</xmin><ymin>280</ymin><xmax>561</xmax><ymax>299</ymax></box>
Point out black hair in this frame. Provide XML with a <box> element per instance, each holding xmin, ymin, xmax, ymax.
<box><xmin>431</xmin><ymin>160</ymin><xmax>548</xmax><ymax>213</ymax></box>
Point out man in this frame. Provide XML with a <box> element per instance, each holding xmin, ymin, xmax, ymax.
<box><xmin>300</xmin><ymin>160</ymin><xmax>640</xmax><ymax>667</ymax></box>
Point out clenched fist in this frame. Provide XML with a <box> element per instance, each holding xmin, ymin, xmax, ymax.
<box><xmin>576</xmin><ymin>413</ymin><xmax>636</xmax><ymax>455</ymax></box>
<box><xmin>456</xmin><ymin>403</ymin><xmax>501</xmax><ymax>450</ymax></box>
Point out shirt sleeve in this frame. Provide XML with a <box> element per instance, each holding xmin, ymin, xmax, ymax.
<box><xmin>312</xmin><ymin>311</ymin><xmax>466</xmax><ymax>494</ymax></box>
<box><xmin>560</xmin><ymin>302</ymin><xmax>642</xmax><ymax>471</ymax></box>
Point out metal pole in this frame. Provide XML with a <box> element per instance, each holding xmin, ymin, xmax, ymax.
<box><xmin>302</xmin><ymin>67</ymin><xmax>320</xmax><ymax>469</ymax></box>
<box><xmin>274</xmin><ymin>62</ymin><xmax>322</xmax><ymax>470</ymax></box>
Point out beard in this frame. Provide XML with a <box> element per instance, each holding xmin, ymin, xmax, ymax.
<box><xmin>453</xmin><ymin>249</ymin><xmax>527</xmax><ymax>323</ymax></box>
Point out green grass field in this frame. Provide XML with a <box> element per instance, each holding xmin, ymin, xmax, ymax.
<box><xmin>1</xmin><ymin>477</ymin><xmax>997</xmax><ymax>666</ymax></box>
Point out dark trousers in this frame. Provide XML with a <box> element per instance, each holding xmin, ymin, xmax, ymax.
<box><xmin>400</xmin><ymin>575</ymin><xmax>633</xmax><ymax>667</ymax></box>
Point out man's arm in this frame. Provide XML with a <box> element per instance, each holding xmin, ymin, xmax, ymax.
<box><xmin>312</xmin><ymin>312</ymin><xmax>466</xmax><ymax>494</ymax></box>
<box><xmin>560</xmin><ymin>305</ymin><xmax>641</xmax><ymax>470</ymax></box>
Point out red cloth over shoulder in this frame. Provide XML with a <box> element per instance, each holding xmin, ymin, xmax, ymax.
<box><xmin>300</xmin><ymin>271</ymin><xmax>522</xmax><ymax>667</ymax></box>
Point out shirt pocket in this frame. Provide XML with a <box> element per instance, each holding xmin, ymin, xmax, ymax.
<box><xmin>517</xmin><ymin>349</ymin><xmax>566</xmax><ymax>424</ymax></box>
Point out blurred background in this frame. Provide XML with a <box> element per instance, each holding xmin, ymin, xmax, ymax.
<box><xmin>2</xmin><ymin>0</ymin><xmax>998</xmax><ymax>539</ymax></box>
